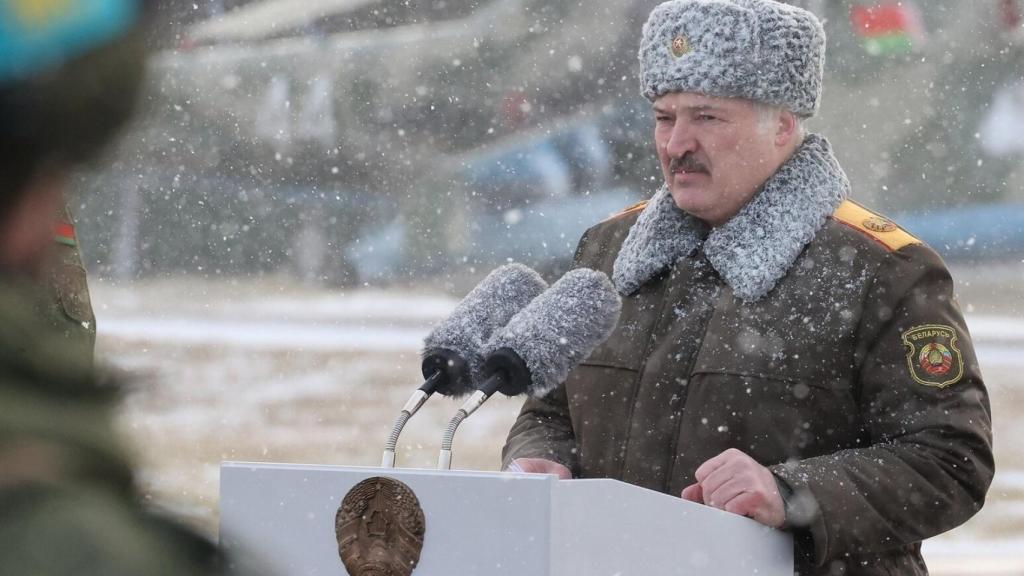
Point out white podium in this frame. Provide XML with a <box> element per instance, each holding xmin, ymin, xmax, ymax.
<box><xmin>220</xmin><ymin>462</ymin><xmax>793</xmax><ymax>575</ymax></box>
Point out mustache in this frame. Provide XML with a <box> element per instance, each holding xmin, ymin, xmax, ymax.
<box><xmin>669</xmin><ymin>153</ymin><xmax>709</xmax><ymax>174</ymax></box>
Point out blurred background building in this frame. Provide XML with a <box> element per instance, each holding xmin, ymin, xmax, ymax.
<box><xmin>73</xmin><ymin>0</ymin><xmax>1024</xmax><ymax>287</ymax></box>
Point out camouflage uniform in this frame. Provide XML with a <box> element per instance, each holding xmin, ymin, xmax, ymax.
<box><xmin>0</xmin><ymin>0</ymin><xmax>260</xmax><ymax>573</ymax></box>
<box><xmin>0</xmin><ymin>277</ymin><xmax>246</xmax><ymax>575</ymax></box>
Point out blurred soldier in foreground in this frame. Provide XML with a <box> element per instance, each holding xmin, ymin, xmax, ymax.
<box><xmin>0</xmin><ymin>1</ymin><xmax>241</xmax><ymax>573</ymax></box>
<box><xmin>503</xmin><ymin>1</ymin><xmax>993</xmax><ymax>574</ymax></box>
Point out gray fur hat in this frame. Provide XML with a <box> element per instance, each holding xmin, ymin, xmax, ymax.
<box><xmin>639</xmin><ymin>0</ymin><xmax>826</xmax><ymax>117</ymax></box>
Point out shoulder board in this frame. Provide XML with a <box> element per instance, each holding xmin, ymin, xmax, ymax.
<box><xmin>831</xmin><ymin>200</ymin><xmax>921</xmax><ymax>252</ymax></box>
<box><xmin>602</xmin><ymin>200</ymin><xmax>648</xmax><ymax>223</ymax></box>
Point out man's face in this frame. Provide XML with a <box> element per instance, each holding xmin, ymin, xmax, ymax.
<box><xmin>653</xmin><ymin>92</ymin><xmax>791</xmax><ymax>226</ymax></box>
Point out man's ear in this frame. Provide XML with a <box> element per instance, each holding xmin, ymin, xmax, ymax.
<box><xmin>774</xmin><ymin>110</ymin><xmax>800</xmax><ymax>148</ymax></box>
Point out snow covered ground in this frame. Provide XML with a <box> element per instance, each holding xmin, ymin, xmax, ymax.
<box><xmin>94</xmin><ymin>269</ymin><xmax>1024</xmax><ymax>575</ymax></box>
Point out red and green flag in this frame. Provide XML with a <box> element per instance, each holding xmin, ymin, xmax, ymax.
<box><xmin>54</xmin><ymin>220</ymin><xmax>77</xmax><ymax>247</ymax></box>
<box><xmin>850</xmin><ymin>2</ymin><xmax>926</xmax><ymax>56</ymax></box>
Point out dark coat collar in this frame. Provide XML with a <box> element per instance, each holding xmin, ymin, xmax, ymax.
<box><xmin>612</xmin><ymin>134</ymin><xmax>850</xmax><ymax>301</ymax></box>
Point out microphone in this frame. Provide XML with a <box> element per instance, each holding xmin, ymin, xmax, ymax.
<box><xmin>381</xmin><ymin>263</ymin><xmax>548</xmax><ymax>467</ymax></box>
<box><xmin>437</xmin><ymin>267</ymin><xmax>622</xmax><ymax>470</ymax></box>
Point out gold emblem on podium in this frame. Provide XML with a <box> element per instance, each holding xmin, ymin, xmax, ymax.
<box><xmin>336</xmin><ymin>476</ymin><xmax>426</xmax><ymax>575</ymax></box>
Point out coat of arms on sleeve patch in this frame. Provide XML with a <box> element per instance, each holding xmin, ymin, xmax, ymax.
<box><xmin>901</xmin><ymin>324</ymin><xmax>964</xmax><ymax>388</ymax></box>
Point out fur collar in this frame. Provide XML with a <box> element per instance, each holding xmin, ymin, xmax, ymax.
<box><xmin>612</xmin><ymin>134</ymin><xmax>849</xmax><ymax>301</ymax></box>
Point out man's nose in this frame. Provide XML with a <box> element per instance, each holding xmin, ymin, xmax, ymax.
<box><xmin>665</xmin><ymin>121</ymin><xmax>698</xmax><ymax>159</ymax></box>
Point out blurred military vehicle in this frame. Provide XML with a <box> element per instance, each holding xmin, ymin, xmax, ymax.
<box><xmin>76</xmin><ymin>0</ymin><xmax>1024</xmax><ymax>285</ymax></box>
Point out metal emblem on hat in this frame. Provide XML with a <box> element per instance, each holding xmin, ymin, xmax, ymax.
<box><xmin>863</xmin><ymin>216</ymin><xmax>897</xmax><ymax>233</ymax></box>
<box><xmin>671</xmin><ymin>35</ymin><xmax>690</xmax><ymax>58</ymax></box>
<box><xmin>336</xmin><ymin>476</ymin><xmax>426</xmax><ymax>576</ymax></box>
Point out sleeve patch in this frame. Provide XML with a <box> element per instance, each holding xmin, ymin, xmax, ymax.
<box><xmin>901</xmin><ymin>324</ymin><xmax>964</xmax><ymax>388</ymax></box>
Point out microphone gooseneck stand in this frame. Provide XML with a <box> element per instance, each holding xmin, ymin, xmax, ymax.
<box><xmin>437</xmin><ymin>388</ymin><xmax>490</xmax><ymax>471</ymax></box>
<box><xmin>437</xmin><ymin>349</ymin><xmax>527</xmax><ymax>470</ymax></box>
<box><xmin>381</xmin><ymin>372</ymin><xmax>440</xmax><ymax>468</ymax></box>
<box><xmin>381</xmin><ymin>349</ymin><xmax>468</xmax><ymax>468</ymax></box>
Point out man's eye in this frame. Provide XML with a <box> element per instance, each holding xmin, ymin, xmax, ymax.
<box><xmin>656</xmin><ymin>115</ymin><xmax>672</xmax><ymax>122</ymax></box>
<box><xmin>697</xmin><ymin>114</ymin><xmax>718</xmax><ymax>121</ymax></box>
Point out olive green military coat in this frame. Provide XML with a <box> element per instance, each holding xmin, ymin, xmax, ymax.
<box><xmin>503</xmin><ymin>136</ymin><xmax>993</xmax><ymax>575</ymax></box>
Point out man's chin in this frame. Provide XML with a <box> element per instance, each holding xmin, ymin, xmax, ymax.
<box><xmin>670</xmin><ymin>187</ymin><xmax>732</xmax><ymax>226</ymax></box>
<box><xmin>668</xmin><ymin>185</ymin><xmax>709</xmax><ymax>215</ymax></box>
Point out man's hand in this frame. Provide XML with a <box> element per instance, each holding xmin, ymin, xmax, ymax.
<box><xmin>508</xmin><ymin>458</ymin><xmax>572</xmax><ymax>479</ymax></box>
<box><xmin>680</xmin><ymin>448</ymin><xmax>785</xmax><ymax>528</ymax></box>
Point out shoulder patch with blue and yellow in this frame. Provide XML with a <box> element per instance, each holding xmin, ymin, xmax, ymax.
<box><xmin>831</xmin><ymin>200</ymin><xmax>921</xmax><ymax>252</ymax></box>
<box><xmin>603</xmin><ymin>200</ymin><xmax>648</xmax><ymax>223</ymax></box>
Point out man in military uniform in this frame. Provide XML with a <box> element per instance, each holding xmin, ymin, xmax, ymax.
<box><xmin>0</xmin><ymin>1</ymin><xmax>255</xmax><ymax>573</ymax></box>
<box><xmin>503</xmin><ymin>1</ymin><xmax>993</xmax><ymax>574</ymax></box>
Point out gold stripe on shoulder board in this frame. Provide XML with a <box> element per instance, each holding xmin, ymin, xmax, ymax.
<box><xmin>832</xmin><ymin>200</ymin><xmax>921</xmax><ymax>252</ymax></box>
<box><xmin>602</xmin><ymin>200</ymin><xmax>648</xmax><ymax>223</ymax></box>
